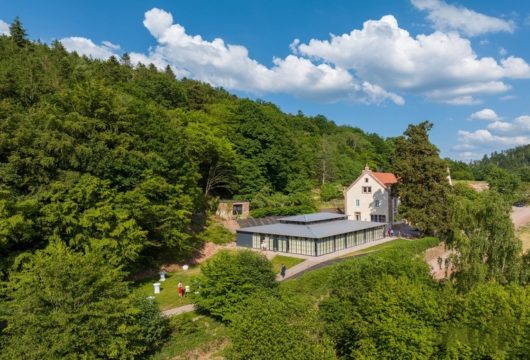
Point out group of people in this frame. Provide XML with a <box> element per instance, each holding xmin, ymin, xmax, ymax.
<box><xmin>387</xmin><ymin>228</ymin><xmax>401</xmax><ymax>237</ymax></box>
<box><xmin>177</xmin><ymin>281</ymin><xmax>190</xmax><ymax>298</ymax></box>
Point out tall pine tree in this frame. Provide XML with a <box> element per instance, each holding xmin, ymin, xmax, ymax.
<box><xmin>394</xmin><ymin>122</ymin><xmax>451</xmax><ymax>235</ymax></box>
<box><xmin>9</xmin><ymin>17</ymin><xmax>28</xmax><ymax>47</ymax></box>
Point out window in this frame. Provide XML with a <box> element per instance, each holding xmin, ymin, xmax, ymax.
<box><xmin>354</xmin><ymin>212</ymin><xmax>361</xmax><ymax>220</ymax></box>
<box><xmin>375</xmin><ymin>200</ymin><xmax>380</xmax><ymax>207</ymax></box>
<box><xmin>232</xmin><ymin>204</ymin><xmax>243</xmax><ymax>215</ymax></box>
<box><xmin>370</xmin><ymin>214</ymin><xmax>387</xmax><ymax>223</ymax></box>
<box><xmin>355</xmin><ymin>199</ymin><xmax>360</xmax><ymax>207</ymax></box>
<box><xmin>362</xmin><ymin>186</ymin><xmax>372</xmax><ymax>194</ymax></box>
<box><xmin>365</xmin><ymin>178</ymin><xmax>369</xmax><ymax>183</ymax></box>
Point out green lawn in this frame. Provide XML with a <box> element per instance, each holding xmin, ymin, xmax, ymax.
<box><xmin>271</xmin><ymin>254</ymin><xmax>305</xmax><ymax>273</ymax></box>
<box><xmin>149</xmin><ymin>312</ymin><xmax>228</xmax><ymax>360</ymax></box>
<box><xmin>133</xmin><ymin>266</ymin><xmax>202</xmax><ymax>311</ymax></box>
<box><xmin>340</xmin><ymin>239</ymin><xmax>412</xmax><ymax>258</ymax></box>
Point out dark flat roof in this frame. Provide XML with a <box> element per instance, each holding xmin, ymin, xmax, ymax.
<box><xmin>237</xmin><ymin>219</ymin><xmax>385</xmax><ymax>239</ymax></box>
<box><xmin>279</xmin><ymin>212</ymin><xmax>346</xmax><ymax>224</ymax></box>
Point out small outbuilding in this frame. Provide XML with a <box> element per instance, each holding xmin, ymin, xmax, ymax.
<box><xmin>216</xmin><ymin>200</ymin><xmax>250</xmax><ymax>220</ymax></box>
<box><xmin>236</xmin><ymin>212</ymin><xmax>386</xmax><ymax>256</ymax></box>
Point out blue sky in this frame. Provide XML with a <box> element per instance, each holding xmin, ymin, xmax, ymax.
<box><xmin>1</xmin><ymin>0</ymin><xmax>530</xmax><ymax>160</ymax></box>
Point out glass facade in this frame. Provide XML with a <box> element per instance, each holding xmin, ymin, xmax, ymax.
<box><xmin>335</xmin><ymin>234</ymin><xmax>346</xmax><ymax>251</ymax></box>
<box><xmin>317</xmin><ymin>237</ymin><xmax>335</xmax><ymax>255</ymax></box>
<box><xmin>249</xmin><ymin>226</ymin><xmax>385</xmax><ymax>256</ymax></box>
<box><xmin>289</xmin><ymin>237</ymin><xmax>316</xmax><ymax>256</ymax></box>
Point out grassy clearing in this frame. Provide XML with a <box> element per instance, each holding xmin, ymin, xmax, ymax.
<box><xmin>516</xmin><ymin>224</ymin><xmax>530</xmax><ymax>254</ymax></box>
<box><xmin>271</xmin><ymin>254</ymin><xmax>305</xmax><ymax>273</ymax></box>
<box><xmin>150</xmin><ymin>312</ymin><xmax>228</xmax><ymax>360</ymax></box>
<box><xmin>133</xmin><ymin>267</ymin><xmax>202</xmax><ymax>311</ymax></box>
<box><xmin>340</xmin><ymin>239</ymin><xmax>412</xmax><ymax>258</ymax></box>
<box><xmin>318</xmin><ymin>198</ymin><xmax>344</xmax><ymax>210</ymax></box>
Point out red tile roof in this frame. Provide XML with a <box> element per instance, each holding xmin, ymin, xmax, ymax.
<box><xmin>373</xmin><ymin>172</ymin><xmax>398</xmax><ymax>186</ymax></box>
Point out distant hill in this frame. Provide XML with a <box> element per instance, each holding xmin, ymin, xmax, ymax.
<box><xmin>473</xmin><ymin>145</ymin><xmax>530</xmax><ymax>182</ymax></box>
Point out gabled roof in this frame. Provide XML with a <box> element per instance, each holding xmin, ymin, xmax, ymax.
<box><xmin>344</xmin><ymin>165</ymin><xmax>397</xmax><ymax>193</ymax></box>
<box><xmin>372</xmin><ymin>172</ymin><xmax>397</xmax><ymax>186</ymax></box>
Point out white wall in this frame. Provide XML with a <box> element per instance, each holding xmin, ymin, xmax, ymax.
<box><xmin>345</xmin><ymin>170</ymin><xmax>390</xmax><ymax>222</ymax></box>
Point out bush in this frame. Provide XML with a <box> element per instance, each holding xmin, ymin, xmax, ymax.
<box><xmin>320</xmin><ymin>250</ymin><xmax>441</xmax><ymax>358</ymax></box>
<box><xmin>320</xmin><ymin>182</ymin><xmax>343</xmax><ymax>202</ymax></box>
<box><xmin>194</xmin><ymin>250</ymin><xmax>277</xmax><ymax>321</ymax></box>
<box><xmin>132</xmin><ymin>296</ymin><xmax>170</xmax><ymax>352</ymax></box>
<box><xmin>199</xmin><ymin>222</ymin><xmax>234</xmax><ymax>245</ymax></box>
<box><xmin>227</xmin><ymin>291</ymin><xmax>335</xmax><ymax>360</ymax></box>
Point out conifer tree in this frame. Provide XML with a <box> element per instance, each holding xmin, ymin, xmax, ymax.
<box><xmin>9</xmin><ymin>17</ymin><xmax>28</xmax><ymax>47</ymax></box>
<box><xmin>393</xmin><ymin>121</ymin><xmax>451</xmax><ymax>235</ymax></box>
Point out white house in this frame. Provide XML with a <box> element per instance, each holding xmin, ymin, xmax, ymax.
<box><xmin>344</xmin><ymin>165</ymin><xmax>398</xmax><ymax>224</ymax></box>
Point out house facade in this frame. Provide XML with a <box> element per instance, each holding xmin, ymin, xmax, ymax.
<box><xmin>344</xmin><ymin>165</ymin><xmax>398</xmax><ymax>224</ymax></box>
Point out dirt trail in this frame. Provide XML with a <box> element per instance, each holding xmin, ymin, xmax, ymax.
<box><xmin>511</xmin><ymin>206</ymin><xmax>530</xmax><ymax>229</ymax></box>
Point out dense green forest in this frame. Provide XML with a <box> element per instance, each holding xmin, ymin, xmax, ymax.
<box><xmin>0</xmin><ymin>21</ymin><xmax>395</xmax><ymax>276</ymax></box>
<box><xmin>448</xmin><ymin>144</ymin><xmax>530</xmax><ymax>187</ymax></box>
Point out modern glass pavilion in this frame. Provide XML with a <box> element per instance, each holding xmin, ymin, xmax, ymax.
<box><xmin>236</xmin><ymin>213</ymin><xmax>386</xmax><ymax>256</ymax></box>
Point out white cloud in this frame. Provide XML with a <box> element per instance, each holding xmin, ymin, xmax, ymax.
<box><xmin>56</xmin><ymin>8</ymin><xmax>530</xmax><ymax>106</ymax></box>
<box><xmin>60</xmin><ymin>37</ymin><xmax>118</xmax><ymax>59</ymax></box>
<box><xmin>102</xmin><ymin>41</ymin><xmax>120</xmax><ymax>50</ymax></box>
<box><xmin>128</xmin><ymin>8</ymin><xmax>403</xmax><ymax>105</ymax></box>
<box><xmin>456</xmin><ymin>112</ymin><xmax>530</xmax><ymax>159</ymax></box>
<box><xmin>411</xmin><ymin>0</ymin><xmax>515</xmax><ymax>37</ymax></box>
<box><xmin>469</xmin><ymin>108</ymin><xmax>501</xmax><ymax>121</ymax></box>
<box><xmin>294</xmin><ymin>15</ymin><xmax>529</xmax><ymax>104</ymax></box>
<box><xmin>0</xmin><ymin>20</ymin><xmax>9</xmax><ymax>35</ymax></box>
<box><xmin>500</xmin><ymin>94</ymin><xmax>517</xmax><ymax>101</ymax></box>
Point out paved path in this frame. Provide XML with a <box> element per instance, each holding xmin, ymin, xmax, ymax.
<box><xmin>162</xmin><ymin>304</ymin><xmax>195</xmax><ymax>317</ymax></box>
<box><xmin>161</xmin><ymin>236</ymin><xmax>399</xmax><ymax>317</ymax></box>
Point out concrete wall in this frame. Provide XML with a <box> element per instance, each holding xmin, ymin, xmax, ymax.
<box><xmin>345</xmin><ymin>170</ymin><xmax>390</xmax><ymax>222</ymax></box>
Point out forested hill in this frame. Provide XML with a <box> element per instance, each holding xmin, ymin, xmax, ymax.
<box><xmin>0</xmin><ymin>28</ymin><xmax>394</xmax><ymax>274</ymax></box>
<box><xmin>474</xmin><ymin>144</ymin><xmax>530</xmax><ymax>181</ymax></box>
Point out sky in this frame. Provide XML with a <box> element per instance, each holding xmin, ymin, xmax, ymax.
<box><xmin>1</xmin><ymin>0</ymin><xmax>530</xmax><ymax>161</ymax></box>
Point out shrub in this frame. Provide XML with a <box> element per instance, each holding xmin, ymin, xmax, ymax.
<box><xmin>320</xmin><ymin>182</ymin><xmax>343</xmax><ymax>202</ymax></box>
<box><xmin>227</xmin><ymin>291</ymin><xmax>335</xmax><ymax>360</ymax></box>
<box><xmin>132</xmin><ymin>296</ymin><xmax>170</xmax><ymax>352</ymax></box>
<box><xmin>200</xmin><ymin>222</ymin><xmax>234</xmax><ymax>245</ymax></box>
<box><xmin>194</xmin><ymin>250</ymin><xmax>277</xmax><ymax>321</ymax></box>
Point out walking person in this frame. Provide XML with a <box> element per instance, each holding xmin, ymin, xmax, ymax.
<box><xmin>280</xmin><ymin>264</ymin><xmax>287</xmax><ymax>279</ymax></box>
<box><xmin>185</xmin><ymin>284</ymin><xmax>190</xmax><ymax>297</ymax></box>
<box><xmin>178</xmin><ymin>281</ymin><xmax>184</xmax><ymax>298</ymax></box>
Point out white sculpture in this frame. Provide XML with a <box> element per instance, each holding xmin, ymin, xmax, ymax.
<box><xmin>182</xmin><ymin>265</ymin><xmax>189</xmax><ymax>271</ymax></box>
<box><xmin>153</xmin><ymin>282</ymin><xmax>161</xmax><ymax>294</ymax></box>
<box><xmin>159</xmin><ymin>271</ymin><xmax>166</xmax><ymax>282</ymax></box>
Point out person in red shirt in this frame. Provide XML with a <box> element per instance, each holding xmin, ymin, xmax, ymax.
<box><xmin>178</xmin><ymin>281</ymin><xmax>184</xmax><ymax>298</ymax></box>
